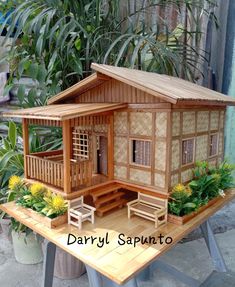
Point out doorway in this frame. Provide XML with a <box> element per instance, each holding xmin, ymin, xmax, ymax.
<box><xmin>97</xmin><ymin>136</ymin><xmax>108</xmax><ymax>176</ymax></box>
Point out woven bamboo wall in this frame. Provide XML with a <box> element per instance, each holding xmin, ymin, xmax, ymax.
<box><xmin>170</xmin><ymin>108</ymin><xmax>226</xmax><ymax>188</ymax></box>
<box><xmin>114</xmin><ymin>109</ymin><xmax>170</xmax><ymax>192</ymax></box>
<box><xmin>75</xmin><ymin>78</ymin><xmax>165</xmax><ymax>104</ymax></box>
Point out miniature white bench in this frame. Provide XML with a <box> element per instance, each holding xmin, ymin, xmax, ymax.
<box><xmin>127</xmin><ymin>193</ymin><xmax>168</xmax><ymax>228</ymax></box>
<box><xmin>68</xmin><ymin>196</ymin><xmax>96</xmax><ymax>230</ymax></box>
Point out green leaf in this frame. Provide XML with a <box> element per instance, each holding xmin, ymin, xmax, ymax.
<box><xmin>75</xmin><ymin>37</ymin><xmax>81</xmax><ymax>51</ymax></box>
<box><xmin>27</xmin><ymin>88</ymin><xmax>38</xmax><ymax>107</ymax></box>
<box><xmin>17</xmin><ymin>85</ymin><xmax>26</xmax><ymax>104</ymax></box>
<box><xmin>3</xmin><ymin>84</ymin><xmax>13</xmax><ymax>97</ymax></box>
<box><xmin>0</xmin><ymin>151</ymin><xmax>21</xmax><ymax>172</ymax></box>
<box><xmin>7</xmin><ymin>191</ymin><xmax>16</xmax><ymax>202</ymax></box>
<box><xmin>70</xmin><ymin>56</ymin><xmax>83</xmax><ymax>75</ymax></box>
<box><xmin>3</xmin><ymin>139</ymin><xmax>10</xmax><ymax>150</ymax></box>
<box><xmin>28</xmin><ymin>63</ymin><xmax>39</xmax><ymax>80</ymax></box>
<box><xmin>37</xmin><ymin>66</ymin><xmax>47</xmax><ymax>84</ymax></box>
<box><xmin>8</xmin><ymin>122</ymin><xmax>17</xmax><ymax>149</ymax></box>
<box><xmin>183</xmin><ymin>202</ymin><xmax>196</xmax><ymax>209</ymax></box>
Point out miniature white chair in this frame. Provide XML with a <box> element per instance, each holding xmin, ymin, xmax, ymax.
<box><xmin>68</xmin><ymin>196</ymin><xmax>96</xmax><ymax>229</ymax></box>
<box><xmin>127</xmin><ymin>193</ymin><xmax>168</xmax><ymax>228</ymax></box>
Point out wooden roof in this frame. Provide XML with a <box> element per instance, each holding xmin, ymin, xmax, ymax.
<box><xmin>48</xmin><ymin>63</ymin><xmax>235</xmax><ymax>106</ymax></box>
<box><xmin>3</xmin><ymin>103</ymin><xmax>127</xmax><ymax>121</ymax></box>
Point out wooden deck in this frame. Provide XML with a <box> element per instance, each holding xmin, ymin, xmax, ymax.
<box><xmin>1</xmin><ymin>189</ymin><xmax>234</xmax><ymax>284</ymax></box>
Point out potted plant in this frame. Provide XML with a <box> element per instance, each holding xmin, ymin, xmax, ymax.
<box><xmin>168</xmin><ymin>161</ymin><xmax>235</xmax><ymax>225</ymax></box>
<box><xmin>13</xmin><ymin>179</ymin><xmax>85</xmax><ymax>279</ymax></box>
<box><xmin>15</xmin><ymin>181</ymin><xmax>68</xmax><ymax>228</ymax></box>
<box><xmin>7</xmin><ymin>175</ymin><xmax>43</xmax><ymax>264</ymax></box>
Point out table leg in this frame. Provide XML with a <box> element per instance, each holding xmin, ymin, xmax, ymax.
<box><xmin>42</xmin><ymin>241</ymin><xmax>56</xmax><ymax>287</ymax></box>
<box><xmin>137</xmin><ymin>266</ymin><xmax>151</xmax><ymax>281</ymax></box>
<box><xmin>200</xmin><ymin>220</ymin><xmax>228</xmax><ymax>272</ymax></box>
<box><xmin>85</xmin><ymin>264</ymin><xmax>138</xmax><ymax>287</ymax></box>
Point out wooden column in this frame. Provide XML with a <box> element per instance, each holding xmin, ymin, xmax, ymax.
<box><xmin>22</xmin><ymin>118</ymin><xmax>29</xmax><ymax>178</ymax></box>
<box><xmin>62</xmin><ymin>120</ymin><xmax>71</xmax><ymax>194</ymax></box>
<box><xmin>107</xmin><ymin>113</ymin><xmax>114</xmax><ymax>180</ymax></box>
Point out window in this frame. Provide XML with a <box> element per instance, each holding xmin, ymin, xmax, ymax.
<box><xmin>131</xmin><ymin>139</ymin><xmax>151</xmax><ymax>166</ymax></box>
<box><xmin>209</xmin><ymin>134</ymin><xmax>218</xmax><ymax>157</ymax></box>
<box><xmin>182</xmin><ymin>138</ymin><xmax>194</xmax><ymax>165</ymax></box>
<box><xmin>72</xmin><ymin>128</ymin><xmax>90</xmax><ymax>160</ymax></box>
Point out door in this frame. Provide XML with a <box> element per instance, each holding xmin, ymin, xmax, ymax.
<box><xmin>97</xmin><ymin>136</ymin><xmax>108</xmax><ymax>176</ymax></box>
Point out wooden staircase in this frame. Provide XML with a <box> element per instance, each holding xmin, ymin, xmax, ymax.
<box><xmin>91</xmin><ymin>183</ymin><xmax>126</xmax><ymax>216</ymax></box>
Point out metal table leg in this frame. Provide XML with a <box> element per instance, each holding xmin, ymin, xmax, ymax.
<box><xmin>42</xmin><ymin>241</ymin><xmax>56</xmax><ymax>287</ymax></box>
<box><xmin>85</xmin><ymin>264</ymin><xmax>138</xmax><ymax>287</ymax></box>
<box><xmin>138</xmin><ymin>219</ymin><xmax>228</xmax><ymax>286</ymax></box>
<box><xmin>200</xmin><ymin>220</ymin><xmax>228</xmax><ymax>272</ymax></box>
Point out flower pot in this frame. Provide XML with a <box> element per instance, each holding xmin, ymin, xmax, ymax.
<box><xmin>42</xmin><ymin>241</ymin><xmax>86</xmax><ymax>280</ymax></box>
<box><xmin>17</xmin><ymin>205</ymin><xmax>67</xmax><ymax>228</ymax></box>
<box><xmin>0</xmin><ymin>216</ymin><xmax>12</xmax><ymax>242</ymax></box>
<box><xmin>54</xmin><ymin>246</ymin><xmax>86</xmax><ymax>279</ymax></box>
<box><xmin>12</xmin><ymin>231</ymin><xmax>43</xmax><ymax>264</ymax></box>
<box><xmin>168</xmin><ymin>196</ymin><xmax>221</xmax><ymax>225</ymax></box>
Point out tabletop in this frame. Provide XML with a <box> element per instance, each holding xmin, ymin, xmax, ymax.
<box><xmin>1</xmin><ymin>189</ymin><xmax>235</xmax><ymax>285</ymax></box>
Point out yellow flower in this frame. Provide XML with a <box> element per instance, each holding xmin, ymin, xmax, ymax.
<box><xmin>30</xmin><ymin>183</ymin><xmax>47</xmax><ymax>197</ymax></box>
<box><xmin>173</xmin><ymin>183</ymin><xmax>185</xmax><ymax>193</ymax></box>
<box><xmin>9</xmin><ymin>176</ymin><xmax>22</xmax><ymax>190</ymax></box>
<box><xmin>51</xmin><ymin>195</ymin><xmax>66</xmax><ymax>212</ymax></box>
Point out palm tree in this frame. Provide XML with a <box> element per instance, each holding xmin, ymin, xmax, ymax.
<box><xmin>0</xmin><ymin>0</ymin><xmax>217</xmax><ymax>105</ymax></box>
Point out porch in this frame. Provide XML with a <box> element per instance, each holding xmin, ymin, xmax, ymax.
<box><xmin>25</xmin><ymin>150</ymin><xmax>93</xmax><ymax>191</ymax></box>
<box><xmin>5</xmin><ymin>103</ymin><xmax>127</xmax><ymax>196</ymax></box>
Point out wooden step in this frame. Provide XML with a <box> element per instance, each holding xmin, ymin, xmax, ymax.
<box><xmin>91</xmin><ymin>185</ymin><xmax>120</xmax><ymax>200</ymax></box>
<box><xmin>96</xmin><ymin>199</ymin><xmax>126</xmax><ymax>217</ymax></box>
<box><xmin>95</xmin><ymin>191</ymin><xmax>125</xmax><ymax>208</ymax></box>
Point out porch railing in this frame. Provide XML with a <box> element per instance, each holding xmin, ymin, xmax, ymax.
<box><xmin>26</xmin><ymin>155</ymin><xmax>64</xmax><ymax>188</ymax></box>
<box><xmin>71</xmin><ymin>160</ymin><xmax>92</xmax><ymax>188</ymax></box>
<box><xmin>26</xmin><ymin>154</ymin><xmax>92</xmax><ymax>190</ymax></box>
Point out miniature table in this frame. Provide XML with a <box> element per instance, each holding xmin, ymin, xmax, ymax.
<box><xmin>1</xmin><ymin>189</ymin><xmax>235</xmax><ymax>287</ymax></box>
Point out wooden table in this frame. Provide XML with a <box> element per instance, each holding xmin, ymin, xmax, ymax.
<box><xmin>1</xmin><ymin>189</ymin><xmax>235</xmax><ymax>287</ymax></box>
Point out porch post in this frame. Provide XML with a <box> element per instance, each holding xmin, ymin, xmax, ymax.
<box><xmin>107</xmin><ymin>113</ymin><xmax>114</xmax><ymax>180</ymax></box>
<box><xmin>22</xmin><ymin>118</ymin><xmax>29</xmax><ymax>178</ymax></box>
<box><xmin>62</xmin><ymin>119</ymin><xmax>71</xmax><ymax>193</ymax></box>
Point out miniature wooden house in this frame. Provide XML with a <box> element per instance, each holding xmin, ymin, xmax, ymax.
<box><xmin>4</xmin><ymin>64</ymin><xmax>235</xmax><ymax>217</ymax></box>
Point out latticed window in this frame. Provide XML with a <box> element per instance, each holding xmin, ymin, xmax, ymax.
<box><xmin>182</xmin><ymin>138</ymin><xmax>194</xmax><ymax>165</ymax></box>
<box><xmin>209</xmin><ymin>134</ymin><xmax>218</xmax><ymax>156</ymax></box>
<box><xmin>131</xmin><ymin>139</ymin><xmax>151</xmax><ymax>167</ymax></box>
<box><xmin>72</xmin><ymin>128</ymin><xmax>90</xmax><ymax>160</ymax></box>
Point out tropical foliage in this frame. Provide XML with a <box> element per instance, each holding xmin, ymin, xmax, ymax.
<box><xmin>0</xmin><ymin>0</ymin><xmax>217</xmax><ymax>106</ymax></box>
<box><xmin>11</xmin><ymin>179</ymin><xmax>68</xmax><ymax>218</ymax></box>
<box><xmin>0</xmin><ymin>121</ymin><xmax>62</xmax><ymax>187</ymax></box>
<box><xmin>168</xmin><ymin>161</ymin><xmax>235</xmax><ymax>216</ymax></box>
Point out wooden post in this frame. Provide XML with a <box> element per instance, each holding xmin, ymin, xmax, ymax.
<box><xmin>107</xmin><ymin>113</ymin><xmax>114</xmax><ymax>180</ymax></box>
<box><xmin>22</xmin><ymin>118</ymin><xmax>29</xmax><ymax>178</ymax></box>
<box><xmin>62</xmin><ymin>120</ymin><xmax>71</xmax><ymax>193</ymax></box>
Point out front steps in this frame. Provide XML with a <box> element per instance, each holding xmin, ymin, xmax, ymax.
<box><xmin>90</xmin><ymin>183</ymin><xmax>126</xmax><ymax>216</ymax></box>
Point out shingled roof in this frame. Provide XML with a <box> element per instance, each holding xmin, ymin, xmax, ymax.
<box><xmin>48</xmin><ymin>63</ymin><xmax>235</xmax><ymax>106</ymax></box>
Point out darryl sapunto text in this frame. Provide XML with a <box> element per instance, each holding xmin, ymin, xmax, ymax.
<box><xmin>67</xmin><ymin>232</ymin><xmax>173</xmax><ymax>248</ymax></box>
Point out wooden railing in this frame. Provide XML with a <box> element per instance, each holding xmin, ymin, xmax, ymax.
<box><xmin>26</xmin><ymin>155</ymin><xmax>92</xmax><ymax>191</ymax></box>
<box><xmin>71</xmin><ymin>160</ymin><xmax>92</xmax><ymax>188</ymax></box>
<box><xmin>26</xmin><ymin>155</ymin><xmax>64</xmax><ymax>188</ymax></box>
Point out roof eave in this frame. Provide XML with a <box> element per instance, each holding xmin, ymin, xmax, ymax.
<box><xmin>47</xmin><ymin>73</ymin><xmax>110</xmax><ymax>105</ymax></box>
<box><xmin>175</xmin><ymin>99</ymin><xmax>235</xmax><ymax>106</ymax></box>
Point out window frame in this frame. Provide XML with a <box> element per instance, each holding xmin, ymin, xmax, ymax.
<box><xmin>181</xmin><ymin>137</ymin><xmax>195</xmax><ymax>167</ymax></box>
<box><xmin>209</xmin><ymin>133</ymin><xmax>219</xmax><ymax>158</ymax></box>
<box><xmin>130</xmin><ymin>138</ymin><xmax>152</xmax><ymax>168</ymax></box>
<box><xmin>72</xmin><ymin>128</ymin><xmax>90</xmax><ymax>161</ymax></box>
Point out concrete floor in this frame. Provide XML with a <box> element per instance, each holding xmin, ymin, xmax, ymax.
<box><xmin>1</xmin><ymin>202</ymin><xmax>235</xmax><ymax>287</ymax></box>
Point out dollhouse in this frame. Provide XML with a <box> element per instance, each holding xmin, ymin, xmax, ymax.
<box><xmin>4</xmin><ymin>63</ymin><xmax>235</xmax><ymax>222</ymax></box>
